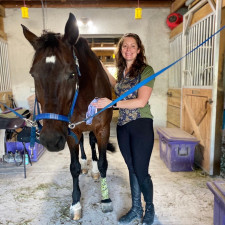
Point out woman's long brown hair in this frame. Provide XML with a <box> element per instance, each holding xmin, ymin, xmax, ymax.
<box><xmin>115</xmin><ymin>33</ymin><xmax>147</xmax><ymax>82</ymax></box>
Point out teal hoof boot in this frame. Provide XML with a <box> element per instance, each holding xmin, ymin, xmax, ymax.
<box><xmin>118</xmin><ymin>208</ymin><xmax>142</xmax><ymax>225</ymax></box>
<box><xmin>142</xmin><ymin>203</ymin><xmax>155</xmax><ymax>225</ymax></box>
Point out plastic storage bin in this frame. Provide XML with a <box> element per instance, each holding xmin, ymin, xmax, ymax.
<box><xmin>157</xmin><ymin>128</ymin><xmax>199</xmax><ymax>172</ymax></box>
<box><xmin>207</xmin><ymin>181</ymin><xmax>225</xmax><ymax>225</ymax></box>
<box><xmin>6</xmin><ymin>142</ymin><xmax>45</xmax><ymax>162</ymax></box>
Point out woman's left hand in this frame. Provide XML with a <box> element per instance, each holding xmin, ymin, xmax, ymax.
<box><xmin>91</xmin><ymin>98</ymin><xmax>112</xmax><ymax>109</ymax></box>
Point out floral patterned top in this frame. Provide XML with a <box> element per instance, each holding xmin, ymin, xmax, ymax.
<box><xmin>114</xmin><ymin>65</ymin><xmax>155</xmax><ymax>126</ymax></box>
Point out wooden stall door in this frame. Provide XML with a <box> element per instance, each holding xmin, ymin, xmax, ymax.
<box><xmin>182</xmin><ymin>88</ymin><xmax>212</xmax><ymax>173</ymax></box>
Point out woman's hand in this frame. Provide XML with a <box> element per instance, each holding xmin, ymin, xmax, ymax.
<box><xmin>92</xmin><ymin>98</ymin><xmax>112</xmax><ymax>109</ymax></box>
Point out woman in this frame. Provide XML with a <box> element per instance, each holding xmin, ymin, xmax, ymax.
<box><xmin>93</xmin><ymin>33</ymin><xmax>155</xmax><ymax>225</ymax></box>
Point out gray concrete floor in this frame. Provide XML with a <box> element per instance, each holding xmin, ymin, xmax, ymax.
<box><xmin>0</xmin><ymin>123</ymin><xmax>222</xmax><ymax>225</ymax></box>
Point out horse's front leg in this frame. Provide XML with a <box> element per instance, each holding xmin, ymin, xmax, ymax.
<box><xmin>67</xmin><ymin>136</ymin><xmax>82</xmax><ymax>220</ymax></box>
<box><xmin>95</xmin><ymin>128</ymin><xmax>113</xmax><ymax>213</ymax></box>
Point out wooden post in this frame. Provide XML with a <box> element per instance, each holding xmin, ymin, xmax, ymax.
<box><xmin>0</xmin><ymin>5</ymin><xmax>5</xmax><ymax>17</ymax></box>
<box><xmin>0</xmin><ymin>5</ymin><xmax>6</xmax><ymax>40</ymax></box>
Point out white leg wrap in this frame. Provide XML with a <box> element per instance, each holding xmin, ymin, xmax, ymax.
<box><xmin>92</xmin><ymin>160</ymin><xmax>99</xmax><ymax>174</ymax></box>
<box><xmin>80</xmin><ymin>159</ymin><xmax>87</xmax><ymax>170</ymax></box>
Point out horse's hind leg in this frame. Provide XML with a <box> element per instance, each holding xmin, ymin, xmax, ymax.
<box><xmin>68</xmin><ymin>137</ymin><xmax>82</xmax><ymax>220</ymax></box>
<box><xmin>95</xmin><ymin>127</ymin><xmax>113</xmax><ymax>213</ymax></box>
<box><xmin>79</xmin><ymin>133</ymin><xmax>88</xmax><ymax>174</ymax></box>
<box><xmin>89</xmin><ymin>131</ymin><xmax>100</xmax><ymax>180</ymax></box>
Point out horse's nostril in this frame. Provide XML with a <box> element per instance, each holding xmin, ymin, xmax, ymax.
<box><xmin>56</xmin><ymin>135</ymin><xmax>66</xmax><ymax>150</ymax></box>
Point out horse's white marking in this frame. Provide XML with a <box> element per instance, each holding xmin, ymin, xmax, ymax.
<box><xmin>92</xmin><ymin>160</ymin><xmax>99</xmax><ymax>174</ymax></box>
<box><xmin>70</xmin><ymin>202</ymin><xmax>82</xmax><ymax>220</ymax></box>
<box><xmin>70</xmin><ymin>202</ymin><xmax>81</xmax><ymax>212</ymax></box>
<box><xmin>46</xmin><ymin>55</ymin><xmax>56</xmax><ymax>64</ymax></box>
<box><xmin>80</xmin><ymin>158</ymin><xmax>87</xmax><ymax>169</ymax></box>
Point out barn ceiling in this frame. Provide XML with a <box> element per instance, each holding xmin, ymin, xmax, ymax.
<box><xmin>0</xmin><ymin>0</ymin><xmax>173</xmax><ymax>8</ymax></box>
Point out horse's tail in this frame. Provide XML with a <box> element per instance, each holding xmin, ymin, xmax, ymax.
<box><xmin>107</xmin><ymin>142</ymin><xmax>116</xmax><ymax>153</ymax></box>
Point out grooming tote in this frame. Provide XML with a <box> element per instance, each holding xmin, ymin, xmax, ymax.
<box><xmin>6</xmin><ymin>142</ymin><xmax>45</xmax><ymax>162</ymax></box>
<box><xmin>157</xmin><ymin>128</ymin><xmax>199</xmax><ymax>172</ymax></box>
<box><xmin>207</xmin><ymin>181</ymin><xmax>225</xmax><ymax>225</ymax></box>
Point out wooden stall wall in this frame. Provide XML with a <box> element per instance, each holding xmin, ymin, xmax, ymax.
<box><xmin>167</xmin><ymin>89</ymin><xmax>181</xmax><ymax>128</ymax></box>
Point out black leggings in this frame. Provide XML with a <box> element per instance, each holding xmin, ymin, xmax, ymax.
<box><xmin>117</xmin><ymin>118</ymin><xmax>154</xmax><ymax>185</ymax></box>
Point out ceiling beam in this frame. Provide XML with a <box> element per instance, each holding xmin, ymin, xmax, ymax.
<box><xmin>1</xmin><ymin>1</ymin><xmax>172</xmax><ymax>8</ymax></box>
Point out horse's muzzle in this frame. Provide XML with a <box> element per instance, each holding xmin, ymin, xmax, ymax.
<box><xmin>40</xmin><ymin>130</ymin><xmax>66</xmax><ymax>152</ymax></box>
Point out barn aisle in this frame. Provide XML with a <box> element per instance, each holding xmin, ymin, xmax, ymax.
<box><xmin>0</xmin><ymin>124</ymin><xmax>221</xmax><ymax>225</ymax></box>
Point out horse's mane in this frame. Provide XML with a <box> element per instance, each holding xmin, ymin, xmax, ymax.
<box><xmin>75</xmin><ymin>37</ymin><xmax>98</xmax><ymax>61</ymax></box>
<box><xmin>36</xmin><ymin>32</ymin><xmax>62</xmax><ymax>50</ymax></box>
<box><xmin>35</xmin><ymin>33</ymin><xmax>96</xmax><ymax>59</ymax></box>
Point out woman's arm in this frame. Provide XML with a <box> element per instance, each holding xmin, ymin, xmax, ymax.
<box><xmin>92</xmin><ymin>85</ymin><xmax>153</xmax><ymax>109</ymax></box>
<box><xmin>100</xmin><ymin>61</ymin><xmax>117</xmax><ymax>88</ymax></box>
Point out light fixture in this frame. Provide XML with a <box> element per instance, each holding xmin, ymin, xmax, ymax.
<box><xmin>21</xmin><ymin>0</ymin><xmax>29</xmax><ymax>19</ymax></box>
<box><xmin>135</xmin><ymin>0</ymin><xmax>142</xmax><ymax>19</ymax></box>
<box><xmin>91</xmin><ymin>47</ymin><xmax>116</xmax><ymax>51</ymax></box>
<box><xmin>77</xmin><ymin>17</ymin><xmax>93</xmax><ymax>27</ymax></box>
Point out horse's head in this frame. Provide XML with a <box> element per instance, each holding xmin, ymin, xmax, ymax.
<box><xmin>22</xmin><ymin>13</ymin><xmax>80</xmax><ymax>151</ymax></box>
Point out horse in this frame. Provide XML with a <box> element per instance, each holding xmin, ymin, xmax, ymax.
<box><xmin>22</xmin><ymin>13</ymin><xmax>113</xmax><ymax>220</ymax></box>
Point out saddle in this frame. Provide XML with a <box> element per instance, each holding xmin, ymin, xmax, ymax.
<box><xmin>0</xmin><ymin>107</ymin><xmax>30</xmax><ymax>130</ymax></box>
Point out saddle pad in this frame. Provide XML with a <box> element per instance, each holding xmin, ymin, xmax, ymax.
<box><xmin>1</xmin><ymin>108</ymin><xmax>30</xmax><ymax>119</ymax></box>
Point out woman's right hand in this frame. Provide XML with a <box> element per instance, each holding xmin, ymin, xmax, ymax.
<box><xmin>91</xmin><ymin>98</ymin><xmax>113</xmax><ymax>109</ymax></box>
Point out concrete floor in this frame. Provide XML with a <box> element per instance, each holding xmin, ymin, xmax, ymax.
<box><xmin>0</xmin><ymin>125</ymin><xmax>222</xmax><ymax>225</ymax></box>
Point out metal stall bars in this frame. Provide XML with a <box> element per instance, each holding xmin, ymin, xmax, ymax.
<box><xmin>0</xmin><ymin>37</ymin><xmax>12</xmax><ymax>160</ymax></box>
<box><xmin>184</xmin><ymin>13</ymin><xmax>215</xmax><ymax>87</ymax></box>
<box><xmin>0</xmin><ymin>37</ymin><xmax>11</xmax><ymax>92</ymax></box>
<box><xmin>168</xmin><ymin>33</ymin><xmax>182</xmax><ymax>88</ymax></box>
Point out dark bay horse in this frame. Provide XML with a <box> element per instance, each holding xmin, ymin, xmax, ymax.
<box><xmin>22</xmin><ymin>13</ymin><xmax>113</xmax><ymax>220</ymax></box>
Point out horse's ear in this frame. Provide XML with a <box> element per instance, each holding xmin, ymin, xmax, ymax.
<box><xmin>63</xmin><ymin>13</ymin><xmax>79</xmax><ymax>45</ymax></box>
<box><xmin>21</xmin><ymin>24</ymin><xmax>38</xmax><ymax>50</ymax></box>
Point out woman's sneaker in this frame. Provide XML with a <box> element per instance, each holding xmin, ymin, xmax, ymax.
<box><xmin>4</xmin><ymin>152</ymin><xmax>15</xmax><ymax>163</ymax></box>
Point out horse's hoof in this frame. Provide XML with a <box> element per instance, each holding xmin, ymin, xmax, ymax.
<box><xmin>70</xmin><ymin>202</ymin><xmax>82</xmax><ymax>220</ymax></box>
<box><xmin>91</xmin><ymin>172</ymin><xmax>100</xmax><ymax>180</ymax></box>
<box><xmin>81</xmin><ymin>168</ymin><xmax>88</xmax><ymax>174</ymax></box>
<box><xmin>101</xmin><ymin>200</ymin><xmax>113</xmax><ymax>213</ymax></box>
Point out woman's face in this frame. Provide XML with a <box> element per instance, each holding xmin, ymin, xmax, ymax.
<box><xmin>121</xmin><ymin>37</ymin><xmax>140</xmax><ymax>64</ymax></box>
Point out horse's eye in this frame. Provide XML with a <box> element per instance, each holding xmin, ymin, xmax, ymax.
<box><xmin>69</xmin><ymin>73</ymin><xmax>76</xmax><ymax>79</ymax></box>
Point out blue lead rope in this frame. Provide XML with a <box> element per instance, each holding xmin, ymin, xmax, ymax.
<box><xmin>80</xmin><ymin>24</ymin><xmax>225</xmax><ymax>124</ymax></box>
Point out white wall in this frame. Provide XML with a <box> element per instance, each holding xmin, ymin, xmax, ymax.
<box><xmin>4</xmin><ymin>7</ymin><xmax>170</xmax><ymax>127</ymax></box>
